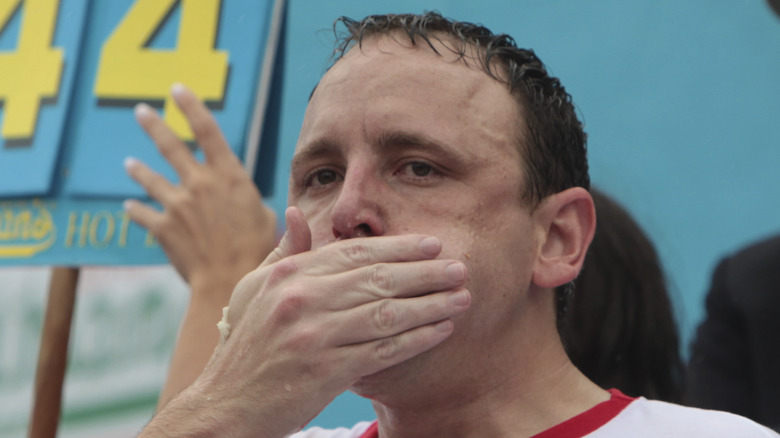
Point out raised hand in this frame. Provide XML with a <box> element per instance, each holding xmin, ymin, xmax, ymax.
<box><xmin>125</xmin><ymin>84</ymin><xmax>277</xmax><ymax>408</ymax></box>
<box><xmin>186</xmin><ymin>208</ymin><xmax>471</xmax><ymax>437</ymax></box>
<box><xmin>125</xmin><ymin>84</ymin><xmax>276</xmax><ymax>295</ymax></box>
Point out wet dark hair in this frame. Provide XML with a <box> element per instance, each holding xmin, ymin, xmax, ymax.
<box><xmin>560</xmin><ymin>188</ymin><xmax>684</xmax><ymax>402</ymax></box>
<box><xmin>328</xmin><ymin>11</ymin><xmax>590</xmax><ymax>206</ymax></box>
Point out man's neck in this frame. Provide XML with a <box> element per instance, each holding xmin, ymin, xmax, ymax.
<box><xmin>370</xmin><ymin>337</ymin><xmax>608</xmax><ymax>438</ymax></box>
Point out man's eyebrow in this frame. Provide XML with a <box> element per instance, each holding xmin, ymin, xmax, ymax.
<box><xmin>291</xmin><ymin>131</ymin><xmax>461</xmax><ymax>173</ymax></box>
<box><xmin>377</xmin><ymin>131</ymin><xmax>455</xmax><ymax>159</ymax></box>
<box><xmin>378</xmin><ymin>131</ymin><xmax>434</xmax><ymax>149</ymax></box>
<box><xmin>376</xmin><ymin>131</ymin><xmax>464</xmax><ymax>163</ymax></box>
<box><xmin>290</xmin><ymin>141</ymin><xmax>339</xmax><ymax>173</ymax></box>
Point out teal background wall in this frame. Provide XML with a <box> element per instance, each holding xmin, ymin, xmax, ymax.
<box><xmin>2</xmin><ymin>1</ymin><xmax>779</xmax><ymax>435</ymax></box>
<box><xmin>260</xmin><ymin>0</ymin><xmax>780</xmax><ymax>428</ymax></box>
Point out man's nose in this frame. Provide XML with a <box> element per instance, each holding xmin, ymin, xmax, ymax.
<box><xmin>330</xmin><ymin>170</ymin><xmax>385</xmax><ymax>240</ymax></box>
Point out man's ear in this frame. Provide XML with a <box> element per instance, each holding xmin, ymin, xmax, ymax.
<box><xmin>532</xmin><ymin>187</ymin><xmax>596</xmax><ymax>288</ymax></box>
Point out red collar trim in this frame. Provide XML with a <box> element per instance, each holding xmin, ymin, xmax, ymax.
<box><xmin>357</xmin><ymin>389</ymin><xmax>635</xmax><ymax>438</ymax></box>
<box><xmin>531</xmin><ymin>389</ymin><xmax>636</xmax><ymax>438</ymax></box>
<box><xmin>358</xmin><ymin>421</ymin><xmax>379</xmax><ymax>438</ymax></box>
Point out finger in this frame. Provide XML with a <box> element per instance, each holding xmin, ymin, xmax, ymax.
<box><xmin>261</xmin><ymin>206</ymin><xmax>312</xmax><ymax>267</ymax></box>
<box><xmin>124</xmin><ymin>156</ymin><xmax>177</xmax><ymax>204</ymax></box>
<box><xmin>327</xmin><ymin>259</ymin><xmax>468</xmax><ymax>309</ymax></box>
<box><xmin>228</xmin><ymin>207</ymin><xmax>310</xmax><ymax>321</ymax></box>
<box><xmin>343</xmin><ymin>318</ymin><xmax>457</xmax><ymax>379</ymax></box>
<box><xmin>333</xmin><ymin>288</ymin><xmax>470</xmax><ymax>346</ymax></box>
<box><xmin>123</xmin><ymin>198</ymin><xmax>164</xmax><ymax>232</ymax></box>
<box><xmin>135</xmin><ymin>102</ymin><xmax>198</xmax><ymax>180</ymax></box>
<box><xmin>171</xmin><ymin>83</ymin><xmax>239</xmax><ymax>170</ymax></box>
<box><xmin>300</xmin><ymin>234</ymin><xmax>444</xmax><ymax>276</ymax></box>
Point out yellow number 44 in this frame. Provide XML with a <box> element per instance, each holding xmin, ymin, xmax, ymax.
<box><xmin>94</xmin><ymin>0</ymin><xmax>228</xmax><ymax>141</ymax></box>
<box><xmin>0</xmin><ymin>0</ymin><xmax>64</xmax><ymax>141</ymax></box>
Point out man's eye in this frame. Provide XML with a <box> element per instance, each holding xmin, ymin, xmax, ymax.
<box><xmin>400</xmin><ymin>161</ymin><xmax>436</xmax><ymax>178</ymax></box>
<box><xmin>307</xmin><ymin>169</ymin><xmax>341</xmax><ymax>187</ymax></box>
<box><xmin>409</xmin><ymin>162</ymin><xmax>433</xmax><ymax>177</ymax></box>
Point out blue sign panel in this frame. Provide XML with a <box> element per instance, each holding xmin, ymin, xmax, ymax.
<box><xmin>0</xmin><ymin>0</ymin><xmax>283</xmax><ymax>265</ymax></box>
<box><xmin>0</xmin><ymin>0</ymin><xmax>89</xmax><ymax>196</ymax></box>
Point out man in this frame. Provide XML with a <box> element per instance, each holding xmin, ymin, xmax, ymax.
<box><xmin>131</xmin><ymin>12</ymin><xmax>776</xmax><ymax>437</ymax></box>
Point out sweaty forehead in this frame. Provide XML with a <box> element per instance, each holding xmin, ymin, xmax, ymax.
<box><xmin>291</xmin><ymin>32</ymin><xmax>525</xmax><ymax>175</ymax></box>
<box><xmin>300</xmin><ymin>35</ymin><xmax>517</xmax><ymax>138</ymax></box>
<box><xmin>317</xmin><ymin>33</ymin><xmax>501</xmax><ymax>100</ymax></box>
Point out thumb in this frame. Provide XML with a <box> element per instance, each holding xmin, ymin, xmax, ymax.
<box><xmin>261</xmin><ymin>206</ymin><xmax>312</xmax><ymax>267</ymax></box>
<box><xmin>217</xmin><ymin>207</ymin><xmax>311</xmax><ymax>347</ymax></box>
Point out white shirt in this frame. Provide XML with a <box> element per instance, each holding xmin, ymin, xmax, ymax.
<box><xmin>289</xmin><ymin>390</ymin><xmax>778</xmax><ymax>438</ymax></box>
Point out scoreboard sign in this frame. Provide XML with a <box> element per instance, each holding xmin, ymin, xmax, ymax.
<box><xmin>0</xmin><ymin>0</ymin><xmax>283</xmax><ymax>266</ymax></box>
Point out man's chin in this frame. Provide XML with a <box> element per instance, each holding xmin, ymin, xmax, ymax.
<box><xmin>349</xmin><ymin>333</ymin><xmax>457</xmax><ymax>400</ymax></box>
<box><xmin>348</xmin><ymin>363</ymin><xmax>406</xmax><ymax>400</ymax></box>
<box><xmin>348</xmin><ymin>354</ymin><xmax>432</xmax><ymax>402</ymax></box>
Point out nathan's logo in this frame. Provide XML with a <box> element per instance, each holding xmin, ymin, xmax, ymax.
<box><xmin>0</xmin><ymin>201</ymin><xmax>56</xmax><ymax>258</ymax></box>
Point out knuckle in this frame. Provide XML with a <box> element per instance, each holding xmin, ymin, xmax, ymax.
<box><xmin>417</xmin><ymin>263</ymin><xmax>436</xmax><ymax>285</ymax></box>
<box><xmin>374</xmin><ymin>337</ymin><xmax>401</xmax><ymax>362</ymax></box>
<box><xmin>188</xmin><ymin>174</ymin><xmax>213</xmax><ymax>197</ymax></box>
<box><xmin>155</xmin><ymin>137</ymin><xmax>176</xmax><ymax>155</ymax></box>
<box><xmin>367</xmin><ymin>263</ymin><xmax>393</xmax><ymax>292</ymax></box>
<box><xmin>224</xmin><ymin>170</ymin><xmax>247</xmax><ymax>186</ymax></box>
<box><xmin>283</xmin><ymin>329</ymin><xmax>337</xmax><ymax>381</ymax></box>
<box><xmin>273</xmin><ymin>286</ymin><xmax>309</xmax><ymax>324</ymax></box>
<box><xmin>146</xmin><ymin>223</ymin><xmax>163</xmax><ymax>239</ymax></box>
<box><xmin>139</xmin><ymin>172</ymin><xmax>162</xmax><ymax>193</ymax></box>
<box><xmin>190</xmin><ymin>116</ymin><xmax>215</xmax><ymax>140</ymax></box>
<box><xmin>168</xmin><ymin>190</ymin><xmax>194</xmax><ymax>211</ymax></box>
<box><xmin>285</xmin><ymin>324</ymin><xmax>318</xmax><ymax>353</ymax></box>
<box><xmin>267</xmin><ymin>259</ymin><xmax>298</xmax><ymax>286</ymax></box>
<box><xmin>151</xmin><ymin>217</ymin><xmax>173</xmax><ymax>236</ymax></box>
<box><xmin>373</xmin><ymin>300</ymin><xmax>399</xmax><ymax>332</ymax></box>
<box><xmin>342</xmin><ymin>242</ymin><xmax>372</xmax><ymax>264</ymax></box>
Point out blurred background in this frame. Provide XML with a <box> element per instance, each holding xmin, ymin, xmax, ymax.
<box><xmin>1</xmin><ymin>0</ymin><xmax>779</xmax><ymax>436</ymax></box>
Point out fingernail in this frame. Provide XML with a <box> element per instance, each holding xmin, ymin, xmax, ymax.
<box><xmin>134</xmin><ymin>103</ymin><xmax>153</xmax><ymax>119</ymax></box>
<box><xmin>122</xmin><ymin>199</ymin><xmax>134</xmax><ymax>211</ymax></box>
<box><xmin>171</xmin><ymin>82</ymin><xmax>186</xmax><ymax>97</ymax></box>
<box><xmin>124</xmin><ymin>156</ymin><xmax>138</xmax><ymax>170</ymax></box>
<box><xmin>449</xmin><ymin>290</ymin><xmax>470</xmax><ymax>306</ymax></box>
<box><xmin>419</xmin><ymin>237</ymin><xmax>441</xmax><ymax>256</ymax></box>
<box><xmin>445</xmin><ymin>262</ymin><xmax>466</xmax><ymax>282</ymax></box>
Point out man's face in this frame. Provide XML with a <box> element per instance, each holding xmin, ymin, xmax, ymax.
<box><xmin>289</xmin><ymin>35</ymin><xmax>542</xmax><ymax>398</ymax></box>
